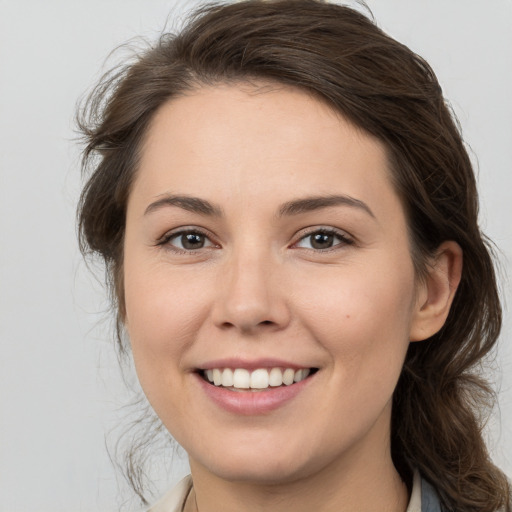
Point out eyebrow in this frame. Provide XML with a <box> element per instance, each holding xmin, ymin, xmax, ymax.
<box><xmin>278</xmin><ymin>195</ymin><xmax>375</xmax><ymax>218</ymax></box>
<box><xmin>144</xmin><ymin>193</ymin><xmax>375</xmax><ymax>219</ymax></box>
<box><xmin>144</xmin><ymin>195</ymin><xmax>223</xmax><ymax>217</ymax></box>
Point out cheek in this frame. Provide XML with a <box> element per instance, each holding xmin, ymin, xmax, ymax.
<box><xmin>296</xmin><ymin>259</ymin><xmax>416</xmax><ymax>384</ymax></box>
<box><xmin>127</xmin><ymin>283</ymin><xmax>200</xmax><ymax>338</ymax></box>
<box><xmin>123</xmin><ymin>257</ymin><xmax>210</xmax><ymax>398</ymax></box>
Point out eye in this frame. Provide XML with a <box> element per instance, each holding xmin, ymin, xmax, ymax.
<box><xmin>161</xmin><ymin>229</ymin><xmax>215</xmax><ymax>251</ymax></box>
<box><xmin>294</xmin><ymin>228</ymin><xmax>353</xmax><ymax>251</ymax></box>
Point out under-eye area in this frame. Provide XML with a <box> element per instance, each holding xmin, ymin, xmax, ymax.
<box><xmin>199</xmin><ymin>367</ymin><xmax>319</xmax><ymax>391</ymax></box>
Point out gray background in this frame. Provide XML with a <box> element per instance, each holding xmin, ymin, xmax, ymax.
<box><xmin>1</xmin><ymin>1</ymin><xmax>511</xmax><ymax>510</ymax></box>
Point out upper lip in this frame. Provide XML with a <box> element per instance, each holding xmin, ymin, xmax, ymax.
<box><xmin>198</xmin><ymin>358</ymin><xmax>314</xmax><ymax>371</ymax></box>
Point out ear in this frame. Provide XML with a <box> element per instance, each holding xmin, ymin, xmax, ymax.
<box><xmin>409</xmin><ymin>241</ymin><xmax>463</xmax><ymax>342</ymax></box>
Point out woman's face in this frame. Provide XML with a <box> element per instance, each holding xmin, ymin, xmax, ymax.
<box><xmin>123</xmin><ymin>83</ymin><xmax>423</xmax><ymax>484</ymax></box>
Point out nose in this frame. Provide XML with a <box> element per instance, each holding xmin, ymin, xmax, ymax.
<box><xmin>211</xmin><ymin>248</ymin><xmax>291</xmax><ymax>334</ymax></box>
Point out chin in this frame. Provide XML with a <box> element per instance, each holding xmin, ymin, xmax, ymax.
<box><xmin>188</xmin><ymin>432</ymin><xmax>337</xmax><ymax>486</ymax></box>
<box><xmin>201</xmin><ymin>455</ymin><xmax>312</xmax><ymax>485</ymax></box>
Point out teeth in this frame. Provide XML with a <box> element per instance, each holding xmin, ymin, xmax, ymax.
<box><xmin>269</xmin><ymin>367</ymin><xmax>283</xmax><ymax>387</ymax></box>
<box><xmin>204</xmin><ymin>367</ymin><xmax>312</xmax><ymax>390</ymax></box>
<box><xmin>250</xmin><ymin>369</ymin><xmax>269</xmax><ymax>389</ymax></box>
<box><xmin>213</xmin><ymin>368</ymin><xmax>222</xmax><ymax>386</ymax></box>
<box><xmin>233</xmin><ymin>368</ymin><xmax>250</xmax><ymax>389</ymax></box>
<box><xmin>221</xmin><ymin>368</ymin><xmax>234</xmax><ymax>387</ymax></box>
<box><xmin>282</xmin><ymin>368</ymin><xmax>295</xmax><ymax>386</ymax></box>
<box><xmin>294</xmin><ymin>368</ymin><xmax>310</xmax><ymax>382</ymax></box>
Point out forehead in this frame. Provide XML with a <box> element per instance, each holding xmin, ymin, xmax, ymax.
<box><xmin>134</xmin><ymin>83</ymin><xmax>400</xmax><ymax>220</ymax></box>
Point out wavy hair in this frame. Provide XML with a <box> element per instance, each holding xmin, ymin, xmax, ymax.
<box><xmin>77</xmin><ymin>1</ymin><xmax>510</xmax><ymax>509</ymax></box>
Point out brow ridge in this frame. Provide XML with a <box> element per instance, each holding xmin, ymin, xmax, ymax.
<box><xmin>144</xmin><ymin>194</ymin><xmax>223</xmax><ymax>216</ymax></box>
<box><xmin>278</xmin><ymin>195</ymin><xmax>375</xmax><ymax>218</ymax></box>
<box><xmin>145</xmin><ymin>193</ymin><xmax>374</xmax><ymax>219</ymax></box>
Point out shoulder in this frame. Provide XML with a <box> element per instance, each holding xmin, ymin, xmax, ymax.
<box><xmin>147</xmin><ymin>475</ymin><xmax>192</xmax><ymax>512</ymax></box>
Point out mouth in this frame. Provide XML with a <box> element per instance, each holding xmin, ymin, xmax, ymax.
<box><xmin>198</xmin><ymin>367</ymin><xmax>318</xmax><ymax>391</ymax></box>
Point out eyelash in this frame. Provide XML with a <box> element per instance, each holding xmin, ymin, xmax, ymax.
<box><xmin>157</xmin><ymin>228</ymin><xmax>216</xmax><ymax>254</ymax></box>
<box><xmin>292</xmin><ymin>227</ymin><xmax>354</xmax><ymax>251</ymax></box>
<box><xmin>157</xmin><ymin>227</ymin><xmax>354</xmax><ymax>253</ymax></box>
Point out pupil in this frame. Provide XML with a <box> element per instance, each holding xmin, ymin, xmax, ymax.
<box><xmin>182</xmin><ymin>233</ymin><xmax>204</xmax><ymax>249</ymax></box>
<box><xmin>312</xmin><ymin>232</ymin><xmax>333</xmax><ymax>249</ymax></box>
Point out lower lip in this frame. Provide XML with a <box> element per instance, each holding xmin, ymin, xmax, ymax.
<box><xmin>195</xmin><ymin>373</ymin><xmax>314</xmax><ymax>415</ymax></box>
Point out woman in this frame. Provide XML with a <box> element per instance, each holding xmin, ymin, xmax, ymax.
<box><xmin>77</xmin><ymin>1</ymin><xmax>511</xmax><ymax>510</ymax></box>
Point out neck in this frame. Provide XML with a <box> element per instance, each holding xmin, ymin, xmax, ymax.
<box><xmin>188</xmin><ymin>445</ymin><xmax>408</xmax><ymax>512</ymax></box>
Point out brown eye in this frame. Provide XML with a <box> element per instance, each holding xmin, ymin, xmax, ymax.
<box><xmin>310</xmin><ymin>232</ymin><xmax>334</xmax><ymax>249</ymax></box>
<box><xmin>165</xmin><ymin>230</ymin><xmax>214</xmax><ymax>251</ymax></box>
<box><xmin>181</xmin><ymin>233</ymin><xmax>206</xmax><ymax>249</ymax></box>
<box><xmin>295</xmin><ymin>229</ymin><xmax>352</xmax><ymax>251</ymax></box>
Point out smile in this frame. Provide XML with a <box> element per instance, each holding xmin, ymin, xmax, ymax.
<box><xmin>196</xmin><ymin>365</ymin><xmax>318</xmax><ymax>415</ymax></box>
<box><xmin>201</xmin><ymin>367</ymin><xmax>315</xmax><ymax>390</ymax></box>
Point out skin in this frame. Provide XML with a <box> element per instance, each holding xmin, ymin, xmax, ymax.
<box><xmin>123</xmin><ymin>83</ymin><xmax>462</xmax><ymax>512</ymax></box>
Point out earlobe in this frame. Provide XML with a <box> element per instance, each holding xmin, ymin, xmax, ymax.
<box><xmin>409</xmin><ymin>241</ymin><xmax>463</xmax><ymax>342</ymax></box>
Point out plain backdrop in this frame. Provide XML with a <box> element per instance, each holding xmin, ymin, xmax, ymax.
<box><xmin>1</xmin><ymin>1</ymin><xmax>511</xmax><ymax>510</ymax></box>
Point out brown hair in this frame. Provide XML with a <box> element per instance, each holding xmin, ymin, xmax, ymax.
<box><xmin>77</xmin><ymin>1</ymin><xmax>510</xmax><ymax>509</ymax></box>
